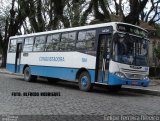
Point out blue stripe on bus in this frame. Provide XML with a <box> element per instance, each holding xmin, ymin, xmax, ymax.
<box><xmin>6</xmin><ymin>64</ymin><xmax>150</xmax><ymax>87</ymax></box>
<box><xmin>6</xmin><ymin>64</ymin><xmax>95</xmax><ymax>83</ymax></box>
<box><xmin>6</xmin><ymin>64</ymin><xmax>15</xmax><ymax>72</ymax></box>
<box><xmin>108</xmin><ymin>72</ymin><xmax>150</xmax><ymax>87</ymax></box>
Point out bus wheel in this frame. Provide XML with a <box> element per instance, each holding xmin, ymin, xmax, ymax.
<box><xmin>24</xmin><ymin>67</ymin><xmax>36</xmax><ymax>82</ymax></box>
<box><xmin>78</xmin><ymin>71</ymin><xmax>92</xmax><ymax>91</ymax></box>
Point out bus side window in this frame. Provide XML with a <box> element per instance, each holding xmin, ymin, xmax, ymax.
<box><xmin>60</xmin><ymin>32</ymin><xmax>76</xmax><ymax>51</ymax></box>
<box><xmin>46</xmin><ymin>34</ymin><xmax>60</xmax><ymax>51</ymax></box>
<box><xmin>76</xmin><ymin>30</ymin><xmax>96</xmax><ymax>51</ymax></box>
<box><xmin>9</xmin><ymin>39</ymin><xmax>17</xmax><ymax>53</ymax></box>
<box><xmin>33</xmin><ymin>35</ymin><xmax>46</xmax><ymax>52</ymax></box>
<box><xmin>60</xmin><ymin>33</ymin><xmax>68</xmax><ymax>51</ymax></box>
<box><xmin>86</xmin><ymin>30</ymin><xmax>96</xmax><ymax>50</ymax></box>
<box><xmin>76</xmin><ymin>31</ymin><xmax>86</xmax><ymax>50</ymax></box>
<box><xmin>23</xmin><ymin>37</ymin><xmax>34</xmax><ymax>52</ymax></box>
<box><xmin>67</xmin><ymin>32</ymin><xmax>76</xmax><ymax>50</ymax></box>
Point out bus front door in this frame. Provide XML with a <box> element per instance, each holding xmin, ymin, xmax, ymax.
<box><xmin>15</xmin><ymin>43</ymin><xmax>22</xmax><ymax>73</ymax></box>
<box><xmin>96</xmin><ymin>34</ymin><xmax>110</xmax><ymax>83</ymax></box>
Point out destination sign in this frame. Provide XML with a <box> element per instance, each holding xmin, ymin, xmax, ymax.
<box><xmin>117</xmin><ymin>24</ymin><xmax>148</xmax><ymax>37</ymax></box>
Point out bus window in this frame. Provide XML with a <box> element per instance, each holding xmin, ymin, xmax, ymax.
<box><xmin>61</xmin><ymin>33</ymin><xmax>68</xmax><ymax>42</ymax></box>
<box><xmin>76</xmin><ymin>41</ymin><xmax>86</xmax><ymax>50</ymax></box>
<box><xmin>33</xmin><ymin>35</ymin><xmax>46</xmax><ymax>52</ymax></box>
<box><xmin>86</xmin><ymin>30</ymin><xmax>96</xmax><ymax>50</ymax></box>
<box><xmin>86</xmin><ymin>30</ymin><xmax>96</xmax><ymax>41</ymax></box>
<box><xmin>9</xmin><ymin>39</ymin><xmax>17</xmax><ymax>52</ymax></box>
<box><xmin>23</xmin><ymin>37</ymin><xmax>34</xmax><ymax>52</ymax></box>
<box><xmin>76</xmin><ymin>30</ymin><xmax>96</xmax><ymax>51</ymax></box>
<box><xmin>78</xmin><ymin>31</ymin><xmax>85</xmax><ymax>41</ymax></box>
<box><xmin>60</xmin><ymin>32</ymin><xmax>76</xmax><ymax>51</ymax></box>
<box><xmin>112</xmin><ymin>33</ymin><xmax>148</xmax><ymax>66</ymax></box>
<box><xmin>46</xmin><ymin>34</ymin><xmax>59</xmax><ymax>51</ymax></box>
<box><xmin>69</xmin><ymin>32</ymin><xmax>76</xmax><ymax>41</ymax></box>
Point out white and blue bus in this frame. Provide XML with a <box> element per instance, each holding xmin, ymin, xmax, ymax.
<box><xmin>6</xmin><ymin>22</ymin><xmax>150</xmax><ymax>91</ymax></box>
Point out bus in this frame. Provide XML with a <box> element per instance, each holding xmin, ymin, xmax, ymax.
<box><xmin>6</xmin><ymin>22</ymin><xmax>150</xmax><ymax>91</ymax></box>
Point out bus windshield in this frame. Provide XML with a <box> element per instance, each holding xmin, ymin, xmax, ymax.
<box><xmin>112</xmin><ymin>33</ymin><xmax>148</xmax><ymax>66</ymax></box>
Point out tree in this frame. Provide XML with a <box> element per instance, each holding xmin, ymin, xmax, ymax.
<box><xmin>91</xmin><ymin>0</ymin><xmax>111</xmax><ymax>24</ymax></box>
<box><xmin>143</xmin><ymin>0</ymin><xmax>160</xmax><ymax>25</ymax></box>
<box><xmin>0</xmin><ymin>0</ymin><xmax>28</xmax><ymax>67</ymax></box>
<box><xmin>112</xmin><ymin>0</ymin><xmax>148</xmax><ymax>24</ymax></box>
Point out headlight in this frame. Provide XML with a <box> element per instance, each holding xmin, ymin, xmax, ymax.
<box><xmin>142</xmin><ymin>75</ymin><xmax>149</xmax><ymax>80</ymax></box>
<box><xmin>115</xmin><ymin>72</ymin><xmax>126</xmax><ymax>79</ymax></box>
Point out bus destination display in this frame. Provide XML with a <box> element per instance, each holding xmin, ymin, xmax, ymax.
<box><xmin>117</xmin><ymin>24</ymin><xmax>147</xmax><ymax>37</ymax></box>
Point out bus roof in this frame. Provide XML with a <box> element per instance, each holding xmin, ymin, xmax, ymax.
<box><xmin>10</xmin><ymin>22</ymin><xmax>147</xmax><ymax>39</ymax></box>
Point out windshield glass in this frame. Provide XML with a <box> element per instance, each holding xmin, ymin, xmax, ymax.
<box><xmin>112</xmin><ymin>33</ymin><xmax>148</xmax><ymax>66</ymax></box>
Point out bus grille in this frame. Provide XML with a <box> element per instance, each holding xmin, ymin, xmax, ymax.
<box><xmin>124</xmin><ymin>73</ymin><xmax>143</xmax><ymax>80</ymax></box>
<box><xmin>121</xmin><ymin>68</ymin><xmax>146</xmax><ymax>80</ymax></box>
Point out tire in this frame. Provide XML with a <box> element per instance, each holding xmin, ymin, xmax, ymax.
<box><xmin>78</xmin><ymin>71</ymin><xmax>92</xmax><ymax>91</ymax></box>
<box><xmin>108</xmin><ymin>85</ymin><xmax>122</xmax><ymax>92</ymax></box>
<box><xmin>24</xmin><ymin>67</ymin><xmax>37</xmax><ymax>82</ymax></box>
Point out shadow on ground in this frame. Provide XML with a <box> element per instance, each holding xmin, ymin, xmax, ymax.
<box><xmin>11</xmin><ymin>76</ymin><xmax>145</xmax><ymax>97</ymax></box>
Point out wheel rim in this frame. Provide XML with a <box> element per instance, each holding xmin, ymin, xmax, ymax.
<box><xmin>81</xmin><ymin>76</ymin><xmax>88</xmax><ymax>87</ymax></box>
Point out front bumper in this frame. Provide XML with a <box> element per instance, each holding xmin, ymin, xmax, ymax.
<box><xmin>108</xmin><ymin>73</ymin><xmax>150</xmax><ymax>87</ymax></box>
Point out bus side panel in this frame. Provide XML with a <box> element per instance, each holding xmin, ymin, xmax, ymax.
<box><xmin>20</xmin><ymin>52</ymin><xmax>96</xmax><ymax>82</ymax></box>
<box><xmin>88</xmin><ymin>70</ymin><xmax>95</xmax><ymax>83</ymax></box>
<box><xmin>6</xmin><ymin>53</ymin><xmax>16</xmax><ymax>73</ymax></box>
<box><xmin>31</xmin><ymin>66</ymin><xmax>78</xmax><ymax>81</ymax></box>
<box><xmin>19</xmin><ymin>64</ymin><xmax>25</xmax><ymax>74</ymax></box>
<box><xmin>27</xmin><ymin>65</ymin><xmax>95</xmax><ymax>82</ymax></box>
<box><xmin>6</xmin><ymin>63</ymin><xmax>15</xmax><ymax>73</ymax></box>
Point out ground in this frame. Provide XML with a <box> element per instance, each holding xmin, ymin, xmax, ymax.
<box><xmin>0</xmin><ymin>73</ymin><xmax>160</xmax><ymax>121</ymax></box>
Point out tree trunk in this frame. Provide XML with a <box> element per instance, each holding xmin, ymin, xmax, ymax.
<box><xmin>1</xmin><ymin>0</ymin><xmax>27</xmax><ymax>67</ymax></box>
<box><xmin>123</xmin><ymin>0</ymin><xmax>148</xmax><ymax>25</ymax></box>
<box><xmin>1</xmin><ymin>18</ymin><xmax>9</xmax><ymax>67</ymax></box>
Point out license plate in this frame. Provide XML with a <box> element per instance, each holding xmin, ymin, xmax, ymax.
<box><xmin>131</xmin><ymin>81</ymin><xmax>138</xmax><ymax>85</ymax></box>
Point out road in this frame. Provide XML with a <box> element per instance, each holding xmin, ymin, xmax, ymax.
<box><xmin>0</xmin><ymin>73</ymin><xmax>160</xmax><ymax>121</ymax></box>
